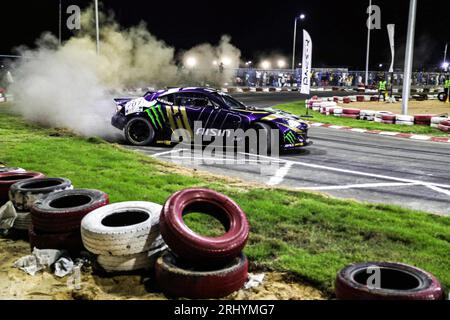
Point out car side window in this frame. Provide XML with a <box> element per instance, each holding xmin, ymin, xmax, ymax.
<box><xmin>158</xmin><ymin>94</ymin><xmax>175</xmax><ymax>104</ymax></box>
<box><xmin>175</xmin><ymin>93</ymin><xmax>214</xmax><ymax>108</ymax></box>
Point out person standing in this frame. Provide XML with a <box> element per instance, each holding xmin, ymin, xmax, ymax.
<box><xmin>378</xmin><ymin>77</ymin><xmax>387</xmax><ymax>100</ymax></box>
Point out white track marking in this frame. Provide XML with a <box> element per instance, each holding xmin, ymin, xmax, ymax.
<box><xmin>152</xmin><ymin>149</ymin><xmax>182</xmax><ymax>157</ymax></box>
<box><xmin>379</xmin><ymin>131</ymin><xmax>398</xmax><ymax>136</ymax></box>
<box><xmin>425</xmin><ymin>185</ymin><xmax>450</xmax><ymax>197</ymax></box>
<box><xmin>267</xmin><ymin>162</ymin><xmax>293</xmax><ymax>186</ymax></box>
<box><xmin>410</xmin><ymin>135</ymin><xmax>431</xmax><ymax>141</ymax></box>
<box><xmin>299</xmin><ymin>182</ymin><xmax>420</xmax><ymax>191</ymax></box>
<box><xmin>237</xmin><ymin>152</ymin><xmax>450</xmax><ymax>190</ymax></box>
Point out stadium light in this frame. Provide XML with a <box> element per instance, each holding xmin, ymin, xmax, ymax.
<box><xmin>261</xmin><ymin>60</ymin><xmax>271</xmax><ymax>69</ymax></box>
<box><xmin>186</xmin><ymin>57</ymin><xmax>197</xmax><ymax>68</ymax></box>
<box><xmin>277</xmin><ymin>59</ymin><xmax>287</xmax><ymax>69</ymax></box>
<box><xmin>221</xmin><ymin>57</ymin><xmax>232</xmax><ymax>66</ymax></box>
<box><xmin>442</xmin><ymin>62</ymin><xmax>449</xmax><ymax>70</ymax></box>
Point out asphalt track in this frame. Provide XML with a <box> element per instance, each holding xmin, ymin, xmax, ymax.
<box><xmin>123</xmin><ymin>91</ymin><xmax>450</xmax><ymax>216</ymax></box>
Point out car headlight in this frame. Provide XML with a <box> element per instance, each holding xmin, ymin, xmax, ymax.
<box><xmin>115</xmin><ymin>105</ymin><xmax>123</xmax><ymax>113</ymax></box>
<box><xmin>287</xmin><ymin>119</ymin><xmax>302</xmax><ymax>128</ymax></box>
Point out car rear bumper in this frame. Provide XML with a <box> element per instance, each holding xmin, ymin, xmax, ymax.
<box><xmin>111</xmin><ymin>113</ymin><xmax>127</xmax><ymax>130</ymax></box>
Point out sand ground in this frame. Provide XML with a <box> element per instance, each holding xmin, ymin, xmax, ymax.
<box><xmin>0</xmin><ymin>234</ymin><xmax>325</xmax><ymax>300</ymax></box>
<box><xmin>339</xmin><ymin>100</ymin><xmax>450</xmax><ymax>116</ymax></box>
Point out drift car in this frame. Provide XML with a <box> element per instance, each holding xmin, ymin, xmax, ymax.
<box><xmin>111</xmin><ymin>87</ymin><xmax>311</xmax><ymax>152</ymax></box>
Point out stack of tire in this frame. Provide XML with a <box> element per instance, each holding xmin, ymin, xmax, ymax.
<box><xmin>335</xmin><ymin>262</ymin><xmax>444</xmax><ymax>300</ymax></box>
<box><xmin>414</xmin><ymin>114</ymin><xmax>434</xmax><ymax>126</ymax></box>
<box><xmin>30</xmin><ymin>189</ymin><xmax>109</xmax><ymax>253</ymax></box>
<box><xmin>156</xmin><ymin>188</ymin><xmax>250</xmax><ymax>299</ymax></box>
<box><xmin>357</xmin><ymin>95</ymin><xmax>365</xmax><ymax>102</ymax></box>
<box><xmin>331</xmin><ymin>107</ymin><xmax>343</xmax><ymax>117</ymax></box>
<box><xmin>375</xmin><ymin>111</ymin><xmax>395</xmax><ymax>124</ymax></box>
<box><xmin>81</xmin><ymin>202</ymin><xmax>166</xmax><ymax>273</ymax></box>
<box><xmin>396</xmin><ymin>115</ymin><xmax>415</xmax><ymax>126</ymax></box>
<box><xmin>360</xmin><ymin>110</ymin><xmax>376</xmax><ymax>121</ymax></box>
<box><xmin>343</xmin><ymin>97</ymin><xmax>351</xmax><ymax>104</ymax></box>
<box><xmin>8</xmin><ymin>178</ymin><xmax>73</xmax><ymax>232</ymax></box>
<box><xmin>0</xmin><ymin>171</ymin><xmax>45</xmax><ymax>206</ymax></box>
<box><xmin>430</xmin><ymin>116</ymin><xmax>449</xmax><ymax>129</ymax></box>
<box><xmin>342</xmin><ymin>108</ymin><xmax>360</xmax><ymax>119</ymax></box>
<box><xmin>438</xmin><ymin>119</ymin><xmax>450</xmax><ymax>132</ymax></box>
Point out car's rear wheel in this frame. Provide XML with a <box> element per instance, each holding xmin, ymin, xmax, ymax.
<box><xmin>124</xmin><ymin>117</ymin><xmax>155</xmax><ymax>146</ymax></box>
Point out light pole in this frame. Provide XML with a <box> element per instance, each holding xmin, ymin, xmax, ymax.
<box><xmin>95</xmin><ymin>0</ymin><xmax>100</xmax><ymax>55</ymax></box>
<box><xmin>365</xmin><ymin>0</ymin><xmax>372</xmax><ymax>86</ymax></box>
<box><xmin>401</xmin><ymin>0</ymin><xmax>417</xmax><ymax>115</ymax></box>
<box><xmin>443</xmin><ymin>43</ymin><xmax>448</xmax><ymax>70</ymax></box>
<box><xmin>59</xmin><ymin>0</ymin><xmax>62</xmax><ymax>46</ymax></box>
<box><xmin>292</xmin><ymin>14</ymin><xmax>306</xmax><ymax>71</ymax></box>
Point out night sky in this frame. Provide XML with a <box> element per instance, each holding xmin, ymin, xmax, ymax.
<box><xmin>2</xmin><ymin>0</ymin><xmax>449</xmax><ymax>70</ymax></box>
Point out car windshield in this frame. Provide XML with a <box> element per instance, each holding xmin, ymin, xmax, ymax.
<box><xmin>214</xmin><ymin>93</ymin><xmax>247</xmax><ymax>109</ymax></box>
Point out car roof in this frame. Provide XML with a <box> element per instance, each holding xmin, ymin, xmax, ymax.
<box><xmin>155</xmin><ymin>87</ymin><xmax>219</xmax><ymax>97</ymax></box>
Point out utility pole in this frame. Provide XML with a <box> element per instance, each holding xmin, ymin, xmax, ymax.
<box><xmin>365</xmin><ymin>0</ymin><xmax>372</xmax><ymax>86</ymax></box>
<box><xmin>401</xmin><ymin>0</ymin><xmax>417</xmax><ymax>115</ymax></box>
<box><xmin>95</xmin><ymin>0</ymin><xmax>100</xmax><ymax>55</ymax></box>
<box><xmin>59</xmin><ymin>0</ymin><xmax>62</xmax><ymax>46</ymax></box>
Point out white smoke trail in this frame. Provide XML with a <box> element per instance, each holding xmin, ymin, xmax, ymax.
<box><xmin>9</xmin><ymin>6</ymin><xmax>241</xmax><ymax>138</ymax></box>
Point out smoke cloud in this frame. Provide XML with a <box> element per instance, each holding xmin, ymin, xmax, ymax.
<box><xmin>9</xmin><ymin>5</ymin><xmax>241</xmax><ymax>138</ymax></box>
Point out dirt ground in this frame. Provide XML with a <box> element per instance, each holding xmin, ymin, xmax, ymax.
<box><xmin>0</xmin><ymin>235</ymin><xmax>325</xmax><ymax>300</ymax></box>
<box><xmin>339</xmin><ymin>100</ymin><xmax>450</xmax><ymax>116</ymax></box>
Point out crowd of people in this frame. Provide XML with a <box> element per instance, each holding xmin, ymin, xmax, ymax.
<box><xmin>234</xmin><ymin>69</ymin><xmax>450</xmax><ymax>88</ymax></box>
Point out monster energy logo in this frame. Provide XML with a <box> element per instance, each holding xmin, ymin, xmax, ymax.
<box><xmin>145</xmin><ymin>104</ymin><xmax>166</xmax><ymax>129</ymax></box>
<box><xmin>285</xmin><ymin>131</ymin><xmax>297</xmax><ymax>145</ymax></box>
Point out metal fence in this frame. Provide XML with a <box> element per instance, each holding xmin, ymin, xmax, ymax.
<box><xmin>233</xmin><ymin>68</ymin><xmax>449</xmax><ymax>88</ymax></box>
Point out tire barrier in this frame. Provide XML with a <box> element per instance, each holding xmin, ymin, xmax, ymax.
<box><xmin>81</xmin><ymin>201</ymin><xmax>164</xmax><ymax>256</ymax></box>
<box><xmin>155</xmin><ymin>251</ymin><xmax>248</xmax><ymax>299</ymax></box>
<box><xmin>0</xmin><ymin>172</ymin><xmax>45</xmax><ymax>206</ymax></box>
<box><xmin>32</xmin><ymin>189</ymin><xmax>109</xmax><ymax>234</ymax></box>
<box><xmin>343</xmin><ymin>97</ymin><xmax>351</xmax><ymax>104</ymax></box>
<box><xmin>438</xmin><ymin>120</ymin><xmax>450</xmax><ymax>132</ymax></box>
<box><xmin>360</xmin><ymin>110</ymin><xmax>376</xmax><ymax>121</ymax></box>
<box><xmin>13</xmin><ymin>212</ymin><xmax>32</xmax><ymax>231</ymax></box>
<box><xmin>9</xmin><ymin>178</ymin><xmax>73</xmax><ymax>212</ymax></box>
<box><xmin>414</xmin><ymin>114</ymin><xmax>434</xmax><ymax>126</ymax></box>
<box><xmin>396</xmin><ymin>115</ymin><xmax>415</xmax><ymax>126</ymax></box>
<box><xmin>374</xmin><ymin>111</ymin><xmax>394</xmax><ymax>123</ymax></box>
<box><xmin>29</xmin><ymin>224</ymin><xmax>84</xmax><ymax>253</ymax></box>
<box><xmin>430</xmin><ymin>116</ymin><xmax>449</xmax><ymax>128</ymax></box>
<box><xmin>160</xmin><ymin>188</ymin><xmax>249</xmax><ymax>265</ymax></box>
<box><xmin>96</xmin><ymin>246</ymin><xmax>167</xmax><ymax>273</ymax></box>
<box><xmin>357</xmin><ymin>95</ymin><xmax>364</xmax><ymax>102</ymax></box>
<box><xmin>335</xmin><ymin>262</ymin><xmax>444</xmax><ymax>300</ymax></box>
<box><xmin>156</xmin><ymin>188</ymin><xmax>250</xmax><ymax>298</ymax></box>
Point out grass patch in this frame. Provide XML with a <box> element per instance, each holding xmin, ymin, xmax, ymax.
<box><xmin>276</xmin><ymin>101</ymin><xmax>450</xmax><ymax>136</ymax></box>
<box><xmin>1</xmin><ymin>104</ymin><xmax>449</xmax><ymax>296</ymax></box>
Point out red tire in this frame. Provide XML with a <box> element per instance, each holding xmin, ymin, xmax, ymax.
<box><xmin>438</xmin><ymin>124</ymin><xmax>450</xmax><ymax>132</ymax></box>
<box><xmin>370</xmin><ymin>96</ymin><xmax>379</xmax><ymax>102</ymax></box>
<box><xmin>381</xmin><ymin>115</ymin><xmax>396</xmax><ymax>121</ymax></box>
<box><xmin>414</xmin><ymin>115</ymin><xmax>433</xmax><ymax>125</ymax></box>
<box><xmin>335</xmin><ymin>262</ymin><xmax>444</xmax><ymax>300</ymax></box>
<box><xmin>31</xmin><ymin>189</ymin><xmax>109</xmax><ymax>233</ymax></box>
<box><xmin>29</xmin><ymin>224</ymin><xmax>84</xmax><ymax>253</ymax></box>
<box><xmin>357</xmin><ymin>96</ymin><xmax>364</xmax><ymax>102</ymax></box>
<box><xmin>441</xmin><ymin>120</ymin><xmax>450</xmax><ymax>127</ymax></box>
<box><xmin>343</xmin><ymin>108</ymin><xmax>360</xmax><ymax>115</ymax></box>
<box><xmin>155</xmin><ymin>251</ymin><xmax>248</xmax><ymax>299</ymax></box>
<box><xmin>381</xmin><ymin>120</ymin><xmax>395</xmax><ymax>124</ymax></box>
<box><xmin>343</xmin><ymin>97</ymin><xmax>351</xmax><ymax>104</ymax></box>
<box><xmin>160</xmin><ymin>188</ymin><xmax>249</xmax><ymax>265</ymax></box>
<box><xmin>0</xmin><ymin>172</ymin><xmax>45</xmax><ymax>205</ymax></box>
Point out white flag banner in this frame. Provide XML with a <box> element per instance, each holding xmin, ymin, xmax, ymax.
<box><xmin>387</xmin><ymin>24</ymin><xmax>395</xmax><ymax>73</ymax></box>
<box><xmin>301</xmin><ymin>30</ymin><xmax>313</xmax><ymax>95</ymax></box>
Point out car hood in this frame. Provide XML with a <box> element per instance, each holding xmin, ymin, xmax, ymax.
<box><xmin>232</xmin><ymin>106</ymin><xmax>309</xmax><ymax>126</ymax></box>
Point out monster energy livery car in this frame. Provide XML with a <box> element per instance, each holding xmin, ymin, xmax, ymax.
<box><xmin>111</xmin><ymin>87</ymin><xmax>311</xmax><ymax>152</ymax></box>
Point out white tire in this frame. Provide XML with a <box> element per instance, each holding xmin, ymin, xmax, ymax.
<box><xmin>396</xmin><ymin>115</ymin><xmax>414</xmax><ymax>122</ymax></box>
<box><xmin>13</xmin><ymin>211</ymin><xmax>32</xmax><ymax>231</ymax></box>
<box><xmin>360</xmin><ymin>110</ymin><xmax>376</xmax><ymax>117</ymax></box>
<box><xmin>81</xmin><ymin>201</ymin><xmax>164</xmax><ymax>256</ymax></box>
<box><xmin>431</xmin><ymin>116</ymin><xmax>448</xmax><ymax>124</ymax></box>
<box><xmin>97</xmin><ymin>246</ymin><xmax>167</xmax><ymax>272</ymax></box>
<box><xmin>396</xmin><ymin>121</ymin><xmax>414</xmax><ymax>126</ymax></box>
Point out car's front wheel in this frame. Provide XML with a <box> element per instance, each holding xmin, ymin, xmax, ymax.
<box><xmin>247</xmin><ymin>122</ymin><xmax>273</xmax><ymax>155</ymax></box>
<box><xmin>124</xmin><ymin>117</ymin><xmax>155</xmax><ymax>146</ymax></box>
